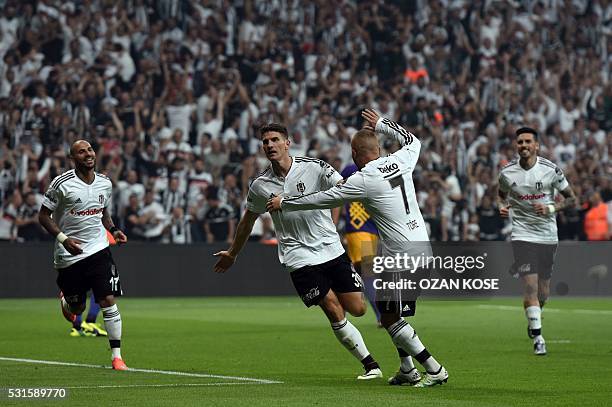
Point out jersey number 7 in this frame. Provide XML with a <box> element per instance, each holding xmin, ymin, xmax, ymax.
<box><xmin>388</xmin><ymin>175</ymin><xmax>410</xmax><ymax>214</ymax></box>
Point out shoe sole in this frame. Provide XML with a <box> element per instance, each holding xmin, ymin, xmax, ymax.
<box><xmin>388</xmin><ymin>375</ymin><xmax>421</xmax><ymax>386</ymax></box>
<box><xmin>415</xmin><ymin>378</ymin><xmax>448</xmax><ymax>387</ymax></box>
<box><xmin>388</xmin><ymin>380</ymin><xmax>420</xmax><ymax>386</ymax></box>
<box><xmin>357</xmin><ymin>375</ymin><xmax>383</xmax><ymax>380</ymax></box>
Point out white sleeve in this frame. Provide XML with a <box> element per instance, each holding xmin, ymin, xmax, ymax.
<box><xmin>318</xmin><ymin>161</ymin><xmax>343</xmax><ymax>191</ymax></box>
<box><xmin>42</xmin><ymin>183</ymin><xmax>63</xmax><ymax>211</ymax></box>
<box><xmin>498</xmin><ymin>172</ymin><xmax>511</xmax><ymax>194</ymax></box>
<box><xmin>552</xmin><ymin>166</ymin><xmax>569</xmax><ymax>192</ymax></box>
<box><xmin>282</xmin><ymin>173</ymin><xmax>366</xmax><ymax>211</ymax></box>
<box><xmin>245</xmin><ymin>182</ymin><xmax>267</xmax><ymax>214</ymax></box>
<box><xmin>375</xmin><ymin>117</ymin><xmax>422</xmax><ymax>169</ymax></box>
<box><xmin>104</xmin><ymin>182</ymin><xmax>113</xmax><ymax>208</ymax></box>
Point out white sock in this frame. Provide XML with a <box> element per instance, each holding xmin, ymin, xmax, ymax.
<box><xmin>400</xmin><ymin>355</ymin><xmax>416</xmax><ymax>372</ymax></box>
<box><xmin>331</xmin><ymin>318</ymin><xmax>371</xmax><ymax>363</ymax></box>
<box><xmin>387</xmin><ymin>319</ymin><xmax>441</xmax><ymax>374</ymax></box>
<box><xmin>525</xmin><ymin>305</ymin><xmax>543</xmax><ymax>340</ymax></box>
<box><xmin>396</xmin><ymin>347</ymin><xmax>416</xmax><ymax>372</ymax></box>
<box><xmin>102</xmin><ymin>304</ymin><xmax>122</xmax><ymax>360</ymax></box>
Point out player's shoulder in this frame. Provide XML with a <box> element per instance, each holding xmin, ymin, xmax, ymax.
<box><xmin>537</xmin><ymin>157</ymin><xmax>559</xmax><ymax>172</ymax></box>
<box><xmin>50</xmin><ymin>169</ymin><xmax>76</xmax><ymax>190</ymax></box>
<box><xmin>294</xmin><ymin>156</ymin><xmax>330</xmax><ymax>170</ymax></box>
<box><xmin>500</xmin><ymin>159</ymin><xmax>519</xmax><ymax>173</ymax></box>
<box><xmin>95</xmin><ymin>172</ymin><xmax>112</xmax><ymax>185</ymax></box>
<box><xmin>249</xmin><ymin>165</ymin><xmax>273</xmax><ymax>188</ymax></box>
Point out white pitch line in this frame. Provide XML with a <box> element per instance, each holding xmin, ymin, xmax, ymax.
<box><xmin>64</xmin><ymin>382</ymin><xmax>262</xmax><ymax>389</ymax></box>
<box><xmin>0</xmin><ymin>357</ymin><xmax>283</xmax><ymax>384</ymax></box>
<box><xmin>475</xmin><ymin>305</ymin><xmax>612</xmax><ymax>315</ymax></box>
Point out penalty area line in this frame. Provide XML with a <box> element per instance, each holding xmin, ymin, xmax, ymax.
<box><xmin>0</xmin><ymin>357</ymin><xmax>283</xmax><ymax>384</ymax></box>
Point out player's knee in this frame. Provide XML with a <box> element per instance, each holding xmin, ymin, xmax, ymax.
<box><xmin>523</xmin><ymin>285</ymin><xmax>538</xmax><ymax>303</ymax></box>
<box><xmin>380</xmin><ymin>313</ymin><xmax>400</xmax><ymax>329</ymax></box>
<box><xmin>97</xmin><ymin>296</ymin><xmax>115</xmax><ymax>308</ymax></box>
<box><xmin>348</xmin><ymin>301</ymin><xmax>367</xmax><ymax>317</ymax></box>
<box><xmin>319</xmin><ymin>298</ymin><xmax>345</xmax><ymax>322</ymax></box>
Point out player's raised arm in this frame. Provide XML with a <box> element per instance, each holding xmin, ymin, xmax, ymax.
<box><xmin>267</xmin><ymin>174</ymin><xmax>366</xmax><ymax>213</ymax></box>
<box><xmin>213</xmin><ymin>209</ymin><xmax>259</xmax><ymax>273</ymax></box>
<box><xmin>362</xmin><ymin>108</ymin><xmax>419</xmax><ymax>148</ymax></box>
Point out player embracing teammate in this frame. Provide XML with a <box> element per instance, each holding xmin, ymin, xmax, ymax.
<box><xmin>267</xmin><ymin>110</ymin><xmax>448</xmax><ymax>387</ymax></box>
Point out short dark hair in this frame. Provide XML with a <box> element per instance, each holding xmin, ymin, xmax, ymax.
<box><xmin>515</xmin><ymin>127</ymin><xmax>538</xmax><ymax>141</ymax></box>
<box><xmin>259</xmin><ymin>123</ymin><xmax>288</xmax><ymax>139</ymax></box>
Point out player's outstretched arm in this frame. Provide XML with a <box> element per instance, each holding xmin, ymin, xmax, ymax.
<box><xmin>213</xmin><ymin>209</ymin><xmax>259</xmax><ymax>273</ymax></box>
<box><xmin>38</xmin><ymin>205</ymin><xmax>83</xmax><ymax>255</ymax></box>
<box><xmin>267</xmin><ymin>175</ymin><xmax>365</xmax><ymax>213</ymax></box>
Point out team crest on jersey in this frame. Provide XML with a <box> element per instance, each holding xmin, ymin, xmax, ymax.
<box><xmin>535</xmin><ymin>181</ymin><xmax>543</xmax><ymax>191</ymax></box>
<box><xmin>98</xmin><ymin>194</ymin><xmax>105</xmax><ymax>204</ymax></box>
<box><xmin>296</xmin><ymin>181</ymin><xmax>306</xmax><ymax>194</ymax></box>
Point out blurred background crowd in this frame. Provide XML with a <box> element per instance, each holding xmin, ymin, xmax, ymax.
<box><xmin>0</xmin><ymin>0</ymin><xmax>610</xmax><ymax>244</ymax></box>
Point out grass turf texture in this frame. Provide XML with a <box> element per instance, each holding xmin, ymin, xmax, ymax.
<box><xmin>1</xmin><ymin>297</ymin><xmax>611</xmax><ymax>406</ymax></box>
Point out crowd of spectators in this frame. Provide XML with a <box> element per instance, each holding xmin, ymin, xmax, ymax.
<box><xmin>0</xmin><ymin>0</ymin><xmax>610</xmax><ymax>244</ymax></box>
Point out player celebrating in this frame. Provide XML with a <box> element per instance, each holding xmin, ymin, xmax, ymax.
<box><xmin>39</xmin><ymin>140</ymin><xmax>128</xmax><ymax>370</ymax></box>
<box><xmin>498</xmin><ymin>127</ymin><xmax>577</xmax><ymax>355</ymax></box>
<box><xmin>213</xmin><ymin>123</ymin><xmax>383</xmax><ymax>380</ymax></box>
<box><xmin>267</xmin><ymin>110</ymin><xmax>448</xmax><ymax>387</ymax></box>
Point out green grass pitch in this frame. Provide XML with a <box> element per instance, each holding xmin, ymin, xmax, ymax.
<box><xmin>1</xmin><ymin>297</ymin><xmax>611</xmax><ymax>406</ymax></box>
